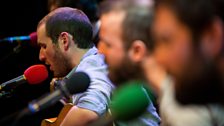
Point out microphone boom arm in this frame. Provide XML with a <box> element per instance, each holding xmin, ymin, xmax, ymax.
<box><xmin>0</xmin><ymin>75</ymin><xmax>26</xmax><ymax>91</ymax></box>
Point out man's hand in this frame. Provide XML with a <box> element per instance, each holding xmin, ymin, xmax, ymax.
<box><xmin>50</xmin><ymin>77</ymin><xmax>64</xmax><ymax>92</ymax></box>
<box><xmin>50</xmin><ymin>77</ymin><xmax>72</xmax><ymax>104</ymax></box>
<box><xmin>142</xmin><ymin>57</ymin><xmax>167</xmax><ymax>94</ymax></box>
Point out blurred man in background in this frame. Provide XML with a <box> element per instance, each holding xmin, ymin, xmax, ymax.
<box><xmin>99</xmin><ymin>0</ymin><xmax>161</xmax><ymax>125</ymax></box>
<box><xmin>37</xmin><ymin>7</ymin><xmax>114</xmax><ymax>126</ymax></box>
<box><xmin>153</xmin><ymin>0</ymin><xmax>224</xmax><ymax>107</ymax></box>
<box><xmin>144</xmin><ymin>0</ymin><xmax>224</xmax><ymax>125</ymax></box>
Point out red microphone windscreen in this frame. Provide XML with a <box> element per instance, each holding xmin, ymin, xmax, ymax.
<box><xmin>29</xmin><ymin>32</ymin><xmax>37</xmax><ymax>47</ymax></box>
<box><xmin>24</xmin><ymin>64</ymin><xmax>48</xmax><ymax>84</ymax></box>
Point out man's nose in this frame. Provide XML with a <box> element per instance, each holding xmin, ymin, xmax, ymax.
<box><xmin>39</xmin><ymin>48</ymin><xmax>46</xmax><ymax>62</ymax></box>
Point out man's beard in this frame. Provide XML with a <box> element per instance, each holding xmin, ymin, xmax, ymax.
<box><xmin>108</xmin><ymin>56</ymin><xmax>144</xmax><ymax>86</ymax></box>
<box><xmin>174</xmin><ymin>54</ymin><xmax>224</xmax><ymax>105</ymax></box>
<box><xmin>53</xmin><ymin>47</ymin><xmax>72</xmax><ymax>78</ymax></box>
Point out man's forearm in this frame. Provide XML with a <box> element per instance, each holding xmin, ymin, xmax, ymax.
<box><xmin>60</xmin><ymin>106</ymin><xmax>98</xmax><ymax>126</ymax></box>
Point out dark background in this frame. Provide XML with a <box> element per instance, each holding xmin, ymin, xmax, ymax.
<box><xmin>0</xmin><ymin>0</ymin><xmax>63</xmax><ymax>125</ymax></box>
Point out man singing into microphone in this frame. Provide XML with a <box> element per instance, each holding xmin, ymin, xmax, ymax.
<box><xmin>37</xmin><ymin>7</ymin><xmax>114</xmax><ymax>126</ymax></box>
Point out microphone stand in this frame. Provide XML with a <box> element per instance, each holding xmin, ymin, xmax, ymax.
<box><xmin>0</xmin><ymin>109</ymin><xmax>21</xmax><ymax>125</ymax></box>
<box><xmin>10</xmin><ymin>108</ymin><xmax>30</xmax><ymax>126</ymax></box>
<box><xmin>0</xmin><ymin>90</ymin><xmax>14</xmax><ymax>99</ymax></box>
<box><xmin>0</xmin><ymin>44</ymin><xmax>22</xmax><ymax>64</ymax></box>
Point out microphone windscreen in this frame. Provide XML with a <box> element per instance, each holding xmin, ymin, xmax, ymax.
<box><xmin>110</xmin><ymin>81</ymin><xmax>150</xmax><ymax>121</ymax></box>
<box><xmin>29</xmin><ymin>32</ymin><xmax>37</xmax><ymax>47</ymax></box>
<box><xmin>24</xmin><ymin>64</ymin><xmax>48</xmax><ymax>84</ymax></box>
<box><xmin>66</xmin><ymin>72</ymin><xmax>90</xmax><ymax>94</ymax></box>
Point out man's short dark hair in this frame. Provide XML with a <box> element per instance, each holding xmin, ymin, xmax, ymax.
<box><xmin>38</xmin><ymin>7</ymin><xmax>94</xmax><ymax>49</ymax></box>
<box><xmin>48</xmin><ymin>0</ymin><xmax>101</xmax><ymax>22</ymax></box>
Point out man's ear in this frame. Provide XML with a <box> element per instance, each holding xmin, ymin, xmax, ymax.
<box><xmin>58</xmin><ymin>32</ymin><xmax>71</xmax><ymax>51</ymax></box>
<box><xmin>201</xmin><ymin>17</ymin><xmax>223</xmax><ymax>59</ymax></box>
<box><xmin>128</xmin><ymin>40</ymin><xmax>147</xmax><ymax>62</ymax></box>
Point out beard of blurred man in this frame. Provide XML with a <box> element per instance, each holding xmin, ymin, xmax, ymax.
<box><xmin>174</xmin><ymin>50</ymin><xmax>224</xmax><ymax>105</ymax></box>
<box><xmin>107</xmin><ymin>54</ymin><xmax>144</xmax><ymax>86</ymax></box>
<box><xmin>99</xmin><ymin>11</ymin><xmax>145</xmax><ymax>86</ymax></box>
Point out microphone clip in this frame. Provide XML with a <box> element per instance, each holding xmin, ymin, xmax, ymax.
<box><xmin>55</xmin><ymin>79</ymin><xmax>71</xmax><ymax>100</ymax></box>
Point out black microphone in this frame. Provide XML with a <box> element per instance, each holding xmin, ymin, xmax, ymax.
<box><xmin>0</xmin><ymin>32</ymin><xmax>37</xmax><ymax>47</ymax></box>
<box><xmin>26</xmin><ymin>72</ymin><xmax>90</xmax><ymax>114</ymax></box>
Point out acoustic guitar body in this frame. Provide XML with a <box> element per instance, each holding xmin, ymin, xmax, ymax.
<box><xmin>41</xmin><ymin>103</ymin><xmax>73</xmax><ymax>126</ymax></box>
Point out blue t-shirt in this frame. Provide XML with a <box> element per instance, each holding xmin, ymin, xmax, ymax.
<box><xmin>67</xmin><ymin>47</ymin><xmax>160</xmax><ymax>125</ymax></box>
<box><xmin>67</xmin><ymin>46</ymin><xmax>115</xmax><ymax>116</ymax></box>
